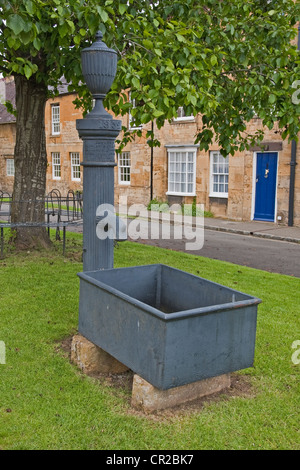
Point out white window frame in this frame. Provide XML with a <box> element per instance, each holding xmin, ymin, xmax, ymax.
<box><xmin>51</xmin><ymin>104</ymin><xmax>60</xmax><ymax>135</ymax></box>
<box><xmin>52</xmin><ymin>152</ymin><xmax>61</xmax><ymax>180</ymax></box>
<box><xmin>6</xmin><ymin>158</ymin><xmax>15</xmax><ymax>177</ymax></box>
<box><xmin>166</xmin><ymin>146</ymin><xmax>197</xmax><ymax>196</ymax></box>
<box><xmin>118</xmin><ymin>152</ymin><xmax>131</xmax><ymax>185</ymax></box>
<box><xmin>173</xmin><ymin>106</ymin><xmax>195</xmax><ymax>122</ymax></box>
<box><xmin>70</xmin><ymin>152</ymin><xmax>81</xmax><ymax>181</ymax></box>
<box><xmin>209</xmin><ymin>151</ymin><xmax>229</xmax><ymax>198</ymax></box>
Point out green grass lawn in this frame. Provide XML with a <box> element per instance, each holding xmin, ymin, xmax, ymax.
<box><xmin>0</xmin><ymin>232</ymin><xmax>299</xmax><ymax>450</ymax></box>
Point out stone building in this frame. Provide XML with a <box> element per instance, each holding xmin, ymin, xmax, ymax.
<box><xmin>116</xmin><ymin>109</ymin><xmax>300</xmax><ymax>226</ymax></box>
<box><xmin>0</xmin><ymin>76</ymin><xmax>16</xmax><ymax>195</ymax></box>
<box><xmin>45</xmin><ymin>83</ymin><xmax>84</xmax><ymax>195</ymax></box>
<box><xmin>0</xmin><ymin>76</ymin><xmax>299</xmax><ymax>226</ymax></box>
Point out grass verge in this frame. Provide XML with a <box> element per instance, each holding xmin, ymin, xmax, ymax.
<box><xmin>0</xmin><ymin>232</ymin><xmax>299</xmax><ymax>450</ymax></box>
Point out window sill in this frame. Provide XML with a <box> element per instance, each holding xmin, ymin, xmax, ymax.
<box><xmin>166</xmin><ymin>192</ymin><xmax>196</xmax><ymax>197</ymax></box>
<box><xmin>172</xmin><ymin>118</ymin><xmax>195</xmax><ymax>124</ymax></box>
<box><xmin>209</xmin><ymin>194</ymin><xmax>228</xmax><ymax>199</ymax></box>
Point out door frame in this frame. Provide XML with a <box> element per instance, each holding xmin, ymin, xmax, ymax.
<box><xmin>251</xmin><ymin>151</ymin><xmax>279</xmax><ymax>222</ymax></box>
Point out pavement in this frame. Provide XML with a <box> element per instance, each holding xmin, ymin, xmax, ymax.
<box><xmin>125</xmin><ymin>209</ymin><xmax>300</xmax><ymax>244</ymax></box>
<box><xmin>201</xmin><ymin>217</ymin><xmax>300</xmax><ymax>244</ymax></box>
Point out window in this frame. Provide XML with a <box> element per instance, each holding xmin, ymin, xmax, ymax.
<box><xmin>52</xmin><ymin>152</ymin><xmax>61</xmax><ymax>179</ymax></box>
<box><xmin>210</xmin><ymin>151</ymin><xmax>229</xmax><ymax>198</ymax></box>
<box><xmin>6</xmin><ymin>159</ymin><xmax>15</xmax><ymax>177</ymax></box>
<box><xmin>118</xmin><ymin>152</ymin><xmax>131</xmax><ymax>184</ymax></box>
<box><xmin>70</xmin><ymin>152</ymin><xmax>81</xmax><ymax>181</ymax></box>
<box><xmin>167</xmin><ymin>147</ymin><xmax>197</xmax><ymax>195</ymax></box>
<box><xmin>174</xmin><ymin>107</ymin><xmax>194</xmax><ymax>122</ymax></box>
<box><xmin>51</xmin><ymin>104</ymin><xmax>60</xmax><ymax>135</ymax></box>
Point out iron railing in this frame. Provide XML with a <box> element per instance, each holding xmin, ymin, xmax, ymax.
<box><xmin>0</xmin><ymin>189</ymin><xmax>83</xmax><ymax>256</ymax></box>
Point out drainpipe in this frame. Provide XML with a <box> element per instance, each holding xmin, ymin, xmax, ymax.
<box><xmin>288</xmin><ymin>25</ymin><xmax>300</xmax><ymax>226</ymax></box>
<box><xmin>150</xmin><ymin>121</ymin><xmax>154</xmax><ymax>201</ymax></box>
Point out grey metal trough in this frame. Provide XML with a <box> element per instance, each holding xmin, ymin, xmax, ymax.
<box><xmin>78</xmin><ymin>264</ymin><xmax>261</xmax><ymax>390</ymax></box>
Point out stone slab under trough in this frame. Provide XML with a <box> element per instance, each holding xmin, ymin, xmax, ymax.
<box><xmin>131</xmin><ymin>373</ymin><xmax>231</xmax><ymax>412</ymax></box>
<box><xmin>71</xmin><ymin>334</ymin><xmax>231</xmax><ymax>412</ymax></box>
<box><xmin>71</xmin><ymin>334</ymin><xmax>129</xmax><ymax>375</ymax></box>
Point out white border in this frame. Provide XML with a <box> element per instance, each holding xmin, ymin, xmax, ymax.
<box><xmin>118</xmin><ymin>152</ymin><xmax>131</xmax><ymax>186</ymax></box>
<box><xmin>166</xmin><ymin>146</ymin><xmax>197</xmax><ymax>196</ymax></box>
<box><xmin>209</xmin><ymin>151</ymin><xmax>229</xmax><ymax>198</ymax></box>
<box><xmin>52</xmin><ymin>152</ymin><xmax>61</xmax><ymax>180</ymax></box>
<box><xmin>51</xmin><ymin>104</ymin><xmax>60</xmax><ymax>136</ymax></box>
<box><xmin>70</xmin><ymin>152</ymin><xmax>81</xmax><ymax>182</ymax></box>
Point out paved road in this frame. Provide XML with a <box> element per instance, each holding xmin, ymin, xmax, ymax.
<box><xmin>67</xmin><ymin>216</ymin><xmax>299</xmax><ymax>277</ymax></box>
<box><xmin>128</xmin><ymin>222</ymin><xmax>300</xmax><ymax>278</ymax></box>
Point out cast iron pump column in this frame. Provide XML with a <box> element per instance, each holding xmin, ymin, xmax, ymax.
<box><xmin>76</xmin><ymin>32</ymin><xmax>122</xmax><ymax>271</ymax></box>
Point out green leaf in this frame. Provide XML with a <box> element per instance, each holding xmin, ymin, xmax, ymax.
<box><xmin>210</xmin><ymin>55</ymin><xmax>218</xmax><ymax>66</ymax></box>
<box><xmin>118</xmin><ymin>4</ymin><xmax>128</xmax><ymax>15</ymax></box>
<box><xmin>25</xmin><ymin>0</ymin><xmax>36</xmax><ymax>16</ymax></box>
<box><xmin>97</xmin><ymin>6</ymin><xmax>109</xmax><ymax>23</ymax></box>
<box><xmin>74</xmin><ymin>35</ymin><xmax>81</xmax><ymax>45</ymax></box>
<box><xmin>143</xmin><ymin>39</ymin><xmax>153</xmax><ymax>50</ymax></box>
<box><xmin>24</xmin><ymin>64</ymin><xmax>33</xmax><ymax>79</ymax></box>
<box><xmin>58</xmin><ymin>22</ymin><xmax>69</xmax><ymax>38</ymax></box>
<box><xmin>132</xmin><ymin>77</ymin><xmax>140</xmax><ymax>89</ymax></box>
<box><xmin>269</xmin><ymin>94</ymin><xmax>276</xmax><ymax>104</ymax></box>
<box><xmin>176</xmin><ymin>33</ymin><xmax>185</xmax><ymax>43</ymax></box>
<box><xmin>149</xmin><ymin>89</ymin><xmax>159</xmax><ymax>99</ymax></box>
<box><xmin>153</xmin><ymin>110</ymin><xmax>164</xmax><ymax>118</ymax></box>
<box><xmin>7</xmin><ymin>14</ymin><xmax>26</xmax><ymax>35</ymax></box>
<box><xmin>7</xmin><ymin>37</ymin><xmax>16</xmax><ymax>49</ymax></box>
<box><xmin>172</xmin><ymin>75</ymin><xmax>179</xmax><ymax>86</ymax></box>
<box><xmin>33</xmin><ymin>37</ymin><xmax>42</xmax><ymax>50</ymax></box>
<box><xmin>66</xmin><ymin>20</ymin><xmax>75</xmax><ymax>33</ymax></box>
<box><xmin>141</xmin><ymin>112</ymin><xmax>151</xmax><ymax>123</ymax></box>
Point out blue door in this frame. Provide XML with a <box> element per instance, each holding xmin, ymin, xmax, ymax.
<box><xmin>254</xmin><ymin>152</ymin><xmax>278</xmax><ymax>221</ymax></box>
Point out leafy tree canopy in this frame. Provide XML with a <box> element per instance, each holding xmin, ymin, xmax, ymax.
<box><xmin>0</xmin><ymin>0</ymin><xmax>300</xmax><ymax>155</ymax></box>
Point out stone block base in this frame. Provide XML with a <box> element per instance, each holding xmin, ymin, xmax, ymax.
<box><xmin>71</xmin><ymin>334</ymin><xmax>129</xmax><ymax>375</ymax></box>
<box><xmin>131</xmin><ymin>374</ymin><xmax>231</xmax><ymax>412</ymax></box>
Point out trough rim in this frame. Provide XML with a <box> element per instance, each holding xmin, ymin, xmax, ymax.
<box><xmin>77</xmin><ymin>264</ymin><xmax>262</xmax><ymax>322</ymax></box>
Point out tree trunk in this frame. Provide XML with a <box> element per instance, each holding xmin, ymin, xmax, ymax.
<box><xmin>11</xmin><ymin>75</ymin><xmax>51</xmax><ymax>250</ymax></box>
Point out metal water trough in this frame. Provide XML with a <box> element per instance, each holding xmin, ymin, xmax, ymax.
<box><xmin>78</xmin><ymin>264</ymin><xmax>261</xmax><ymax>390</ymax></box>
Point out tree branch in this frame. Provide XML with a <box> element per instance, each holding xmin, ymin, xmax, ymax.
<box><xmin>0</xmin><ymin>63</ymin><xmax>10</xmax><ymax>74</ymax></box>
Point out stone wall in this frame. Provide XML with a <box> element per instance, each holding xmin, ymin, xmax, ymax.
<box><xmin>45</xmin><ymin>93</ymin><xmax>83</xmax><ymax>196</ymax></box>
<box><xmin>0</xmin><ymin>122</ymin><xmax>16</xmax><ymax>194</ymax></box>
